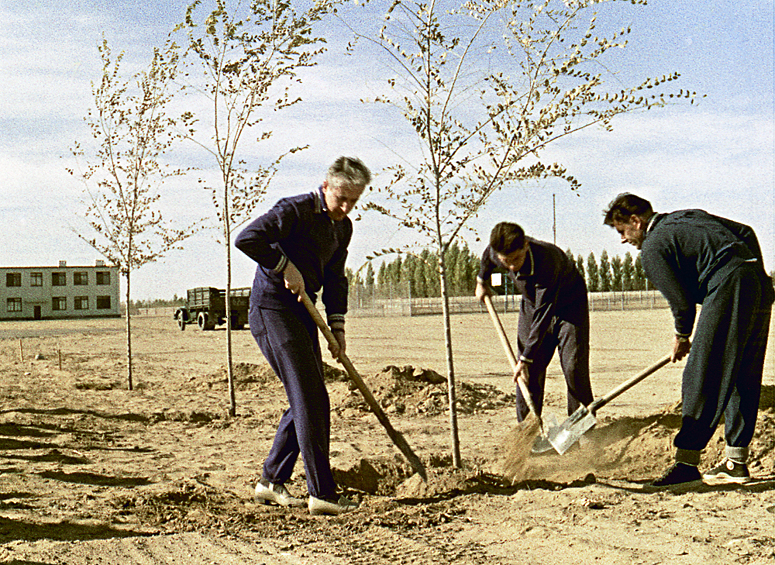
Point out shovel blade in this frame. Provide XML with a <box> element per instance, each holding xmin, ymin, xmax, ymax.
<box><xmin>528</xmin><ymin>413</ymin><xmax>560</xmax><ymax>454</ymax></box>
<box><xmin>547</xmin><ymin>406</ymin><xmax>597</xmax><ymax>455</ymax></box>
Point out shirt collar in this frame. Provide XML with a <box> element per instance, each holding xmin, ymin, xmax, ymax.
<box><xmin>517</xmin><ymin>243</ymin><xmax>534</xmax><ymax>278</ymax></box>
<box><xmin>645</xmin><ymin>213</ymin><xmax>662</xmax><ymax>235</ymax></box>
<box><xmin>314</xmin><ymin>186</ymin><xmax>327</xmax><ymax>214</ymax></box>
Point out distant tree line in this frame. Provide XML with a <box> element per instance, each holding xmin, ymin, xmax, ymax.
<box><xmin>347</xmin><ymin>242</ymin><xmax>481</xmax><ymax>299</ymax></box>
<box><xmin>129</xmin><ymin>296</ymin><xmax>185</xmax><ymax>310</ymax></box>
<box><xmin>347</xmin><ymin>244</ymin><xmax>654</xmax><ymax>299</ymax></box>
<box><xmin>567</xmin><ymin>249</ymin><xmax>652</xmax><ymax>292</ymax></box>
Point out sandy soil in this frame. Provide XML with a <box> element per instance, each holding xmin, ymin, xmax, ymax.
<box><xmin>0</xmin><ymin>308</ymin><xmax>773</xmax><ymax>564</ymax></box>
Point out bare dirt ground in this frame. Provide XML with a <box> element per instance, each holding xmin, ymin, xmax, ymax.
<box><xmin>0</xmin><ymin>307</ymin><xmax>773</xmax><ymax>564</ymax></box>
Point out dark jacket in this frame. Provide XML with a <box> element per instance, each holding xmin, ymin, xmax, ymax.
<box><xmin>235</xmin><ymin>188</ymin><xmax>350</xmax><ymax>327</ymax></box>
<box><xmin>479</xmin><ymin>237</ymin><xmax>587</xmax><ymax>362</ymax></box>
<box><xmin>641</xmin><ymin>209</ymin><xmax>774</xmax><ymax>336</ymax></box>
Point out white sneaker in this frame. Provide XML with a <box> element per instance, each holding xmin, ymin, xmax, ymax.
<box><xmin>308</xmin><ymin>495</ymin><xmax>358</xmax><ymax>516</ymax></box>
<box><xmin>254</xmin><ymin>480</ymin><xmax>305</xmax><ymax>508</ymax></box>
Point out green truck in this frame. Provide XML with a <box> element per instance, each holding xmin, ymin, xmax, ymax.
<box><xmin>174</xmin><ymin>287</ymin><xmax>250</xmax><ymax>331</ymax></box>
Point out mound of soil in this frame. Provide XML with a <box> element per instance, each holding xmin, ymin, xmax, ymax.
<box><xmin>333</xmin><ymin>364</ymin><xmax>515</xmax><ymax>417</ymax></box>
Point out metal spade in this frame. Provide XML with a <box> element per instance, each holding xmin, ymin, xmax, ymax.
<box><xmin>547</xmin><ymin>354</ymin><xmax>672</xmax><ymax>455</ymax></box>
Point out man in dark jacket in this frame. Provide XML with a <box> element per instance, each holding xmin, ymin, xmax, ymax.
<box><xmin>235</xmin><ymin>156</ymin><xmax>371</xmax><ymax>515</ymax></box>
<box><xmin>475</xmin><ymin>222</ymin><xmax>594</xmax><ymax>443</ymax></box>
<box><xmin>604</xmin><ymin>193</ymin><xmax>774</xmax><ymax>487</ymax></box>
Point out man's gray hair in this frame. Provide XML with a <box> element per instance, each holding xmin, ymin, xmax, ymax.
<box><xmin>328</xmin><ymin>156</ymin><xmax>371</xmax><ymax>188</ymax></box>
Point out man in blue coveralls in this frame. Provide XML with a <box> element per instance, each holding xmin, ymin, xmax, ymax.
<box><xmin>235</xmin><ymin>156</ymin><xmax>371</xmax><ymax>515</ymax></box>
<box><xmin>604</xmin><ymin>193</ymin><xmax>774</xmax><ymax>487</ymax></box>
<box><xmin>475</xmin><ymin>222</ymin><xmax>594</xmax><ymax>451</ymax></box>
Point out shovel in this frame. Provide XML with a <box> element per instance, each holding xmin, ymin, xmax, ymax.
<box><xmin>483</xmin><ymin>295</ymin><xmax>548</xmax><ymax>447</ymax></box>
<box><xmin>547</xmin><ymin>354</ymin><xmax>672</xmax><ymax>455</ymax></box>
<box><xmin>299</xmin><ymin>291</ymin><xmax>427</xmax><ymax>481</ymax></box>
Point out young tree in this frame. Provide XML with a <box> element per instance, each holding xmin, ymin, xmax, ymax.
<box><xmin>69</xmin><ymin>39</ymin><xmax>193</xmax><ymax>390</ymax></box>
<box><xmin>586</xmin><ymin>252</ymin><xmax>599</xmax><ymax>292</ymax></box>
<box><xmin>356</xmin><ymin>0</ymin><xmax>696</xmax><ymax>465</ymax></box>
<box><xmin>177</xmin><ymin>0</ymin><xmax>335</xmax><ymax>415</ymax></box>
<box><xmin>599</xmin><ymin>249</ymin><xmax>612</xmax><ymax>292</ymax></box>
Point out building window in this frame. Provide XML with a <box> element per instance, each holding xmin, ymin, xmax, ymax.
<box><xmin>52</xmin><ymin>297</ymin><xmax>66</xmax><ymax>311</ymax></box>
<box><xmin>6</xmin><ymin>273</ymin><xmax>21</xmax><ymax>287</ymax></box>
<box><xmin>74</xmin><ymin>297</ymin><xmax>89</xmax><ymax>310</ymax></box>
<box><xmin>30</xmin><ymin>273</ymin><xmax>43</xmax><ymax>287</ymax></box>
<box><xmin>96</xmin><ymin>296</ymin><xmax>112</xmax><ymax>310</ymax></box>
<box><xmin>7</xmin><ymin>298</ymin><xmax>21</xmax><ymax>312</ymax></box>
<box><xmin>74</xmin><ymin>272</ymin><xmax>89</xmax><ymax>286</ymax></box>
<box><xmin>96</xmin><ymin>272</ymin><xmax>111</xmax><ymax>285</ymax></box>
<box><xmin>52</xmin><ymin>272</ymin><xmax>66</xmax><ymax>286</ymax></box>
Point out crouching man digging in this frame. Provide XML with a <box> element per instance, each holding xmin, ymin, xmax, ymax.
<box><xmin>604</xmin><ymin>193</ymin><xmax>774</xmax><ymax>487</ymax></box>
<box><xmin>235</xmin><ymin>156</ymin><xmax>371</xmax><ymax>515</ymax></box>
<box><xmin>475</xmin><ymin>222</ymin><xmax>594</xmax><ymax>452</ymax></box>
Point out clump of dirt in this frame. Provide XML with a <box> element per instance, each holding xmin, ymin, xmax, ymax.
<box><xmin>74</xmin><ymin>378</ymin><xmax>120</xmax><ymax>391</ymax></box>
<box><xmin>331</xmin><ymin>450</ymin><xmax>596</xmax><ymax>502</ymax></box>
<box><xmin>334</xmin><ymin>455</ymin><xmax>416</xmax><ymax>495</ymax></box>
<box><xmin>494</xmin><ymin>414</ymin><xmax>541</xmax><ymax>482</ymax></box>
<box><xmin>333</xmin><ymin>365</ymin><xmax>515</xmax><ymax>417</ymax></box>
<box><xmin>111</xmin><ymin>479</ymin><xmax>246</xmax><ymax>535</ymax></box>
<box><xmin>509</xmin><ymin>395</ymin><xmax>775</xmax><ymax>485</ymax></box>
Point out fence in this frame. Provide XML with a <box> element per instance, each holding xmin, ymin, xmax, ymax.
<box><xmin>347</xmin><ymin>290</ymin><xmax>669</xmax><ymax>318</ymax></box>
<box><xmin>125</xmin><ymin>291</ymin><xmax>669</xmax><ymax>319</ymax></box>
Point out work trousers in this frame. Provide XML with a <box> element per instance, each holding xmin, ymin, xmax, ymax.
<box><xmin>516</xmin><ymin>297</ymin><xmax>594</xmax><ymax>421</ymax></box>
<box><xmin>249</xmin><ymin>302</ymin><xmax>337</xmax><ymax>499</ymax></box>
<box><xmin>674</xmin><ymin>262</ymin><xmax>772</xmax><ymax>452</ymax></box>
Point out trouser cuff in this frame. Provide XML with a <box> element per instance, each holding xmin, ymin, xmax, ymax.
<box><xmin>675</xmin><ymin>448</ymin><xmax>701</xmax><ymax>466</ymax></box>
<box><xmin>726</xmin><ymin>445</ymin><xmax>748</xmax><ymax>463</ymax></box>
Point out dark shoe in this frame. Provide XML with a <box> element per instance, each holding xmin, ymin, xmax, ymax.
<box><xmin>651</xmin><ymin>462</ymin><xmax>702</xmax><ymax>488</ymax></box>
<box><xmin>254</xmin><ymin>479</ymin><xmax>305</xmax><ymax>507</ymax></box>
<box><xmin>308</xmin><ymin>495</ymin><xmax>357</xmax><ymax>516</ymax></box>
<box><xmin>703</xmin><ymin>458</ymin><xmax>751</xmax><ymax>484</ymax></box>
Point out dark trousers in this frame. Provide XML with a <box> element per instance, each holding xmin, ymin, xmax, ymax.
<box><xmin>675</xmin><ymin>263</ymin><xmax>772</xmax><ymax>451</ymax></box>
<box><xmin>249</xmin><ymin>303</ymin><xmax>337</xmax><ymax>499</ymax></box>
<box><xmin>516</xmin><ymin>298</ymin><xmax>594</xmax><ymax>421</ymax></box>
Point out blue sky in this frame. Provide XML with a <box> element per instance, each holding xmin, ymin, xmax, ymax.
<box><xmin>1</xmin><ymin>0</ymin><xmax>773</xmax><ymax>300</ymax></box>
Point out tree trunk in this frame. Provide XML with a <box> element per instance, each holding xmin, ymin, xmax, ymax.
<box><xmin>125</xmin><ymin>271</ymin><xmax>133</xmax><ymax>391</ymax></box>
<box><xmin>224</xmin><ymin>195</ymin><xmax>236</xmax><ymax>417</ymax></box>
<box><xmin>226</xmin><ymin>243</ymin><xmax>236</xmax><ymax>417</ymax></box>
<box><xmin>439</xmin><ymin>255</ymin><xmax>461</xmax><ymax>468</ymax></box>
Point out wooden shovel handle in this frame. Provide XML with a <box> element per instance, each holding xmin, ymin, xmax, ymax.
<box><xmin>299</xmin><ymin>292</ymin><xmax>387</xmax><ymax>420</ymax></box>
<box><xmin>483</xmin><ymin>295</ymin><xmax>542</xmax><ymax>425</ymax></box>
<box><xmin>299</xmin><ymin>291</ymin><xmax>427</xmax><ymax>480</ymax></box>
<box><xmin>590</xmin><ymin>354</ymin><xmax>672</xmax><ymax>413</ymax></box>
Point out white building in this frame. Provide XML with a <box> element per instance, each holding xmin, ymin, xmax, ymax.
<box><xmin>1</xmin><ymin>261</ymin><xmax>121</xmax><ymax>320</ymax></box>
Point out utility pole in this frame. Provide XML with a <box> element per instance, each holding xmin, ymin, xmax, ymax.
<box><xmin>552</xmin><ymin>192</ymin><xmax>557</xmax><ymax>245</ymax></box>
